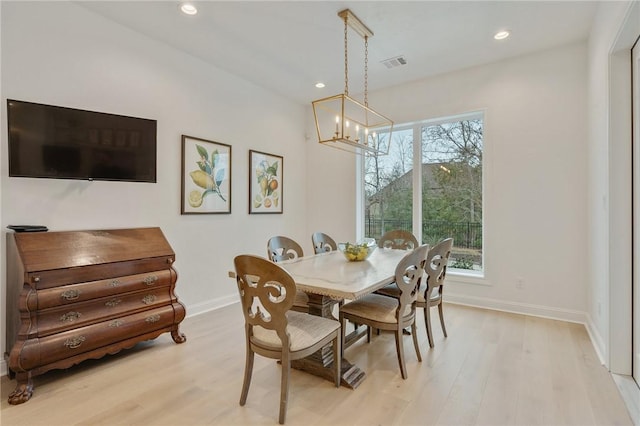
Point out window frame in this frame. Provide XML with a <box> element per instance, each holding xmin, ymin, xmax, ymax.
<box><xmin>357</xmin><ymin>110</ymin><xmax>485</xmax><ymax>278</ymax></box>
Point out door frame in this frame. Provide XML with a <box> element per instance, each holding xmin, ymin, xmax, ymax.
<box><xmin>609</xmin><ymin>0</ymin><xmax>639</xmax><ymax>376</ymax></box>
<box><xmin>632</xmin><ymin>33</ymin><xmax>640</xmax><ymax>384</ymax></box>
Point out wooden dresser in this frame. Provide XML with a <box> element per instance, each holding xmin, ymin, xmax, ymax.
<box><xmin>5</xmin><ymin>227</ymin><xmax>186</xmax><ymax>404</ymax></box>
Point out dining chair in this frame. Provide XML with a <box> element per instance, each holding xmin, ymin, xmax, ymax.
<box><xmin>338</xmin><ymin>244</ymin><xmax>429</xmax><ymax>379</ymax></box>
<box><xmin>373</xmin><ymin>230</ymin><xmax>419</xmax><ymax>320</ymax></box>
<box><xmin>267</xmin><ymin>236</ymin><xmax>304</xmax><ymax>262</ymax></box>
<box><xmin>376</xmin><ymin>238</ymin><xmax>454</xmax><ymax>347</ymax></box>
<box><xmin>311</xmin><ymin>232</ymin><xmax>338</xmax><ymax>254</ymax></box>
<box><xmin>233</xmin><ymin>255</ymin><xmax>341</xmax><ymax>424</ymax></box>
<box><xmin>267</xmin><ymin>236</ymin><xmax>309</xmax><ymax>312</ymax></box>
<box><xmin>377</xmin><ymin>229</ymin><xmax>419</xmax><ymax>250</ymax></box>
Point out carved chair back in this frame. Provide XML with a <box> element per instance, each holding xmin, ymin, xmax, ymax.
<box><xmin>234</xmin><ymin>255</ymin><xmax>294</xmax><ymax>343</ymax></box>
<box><xmin>311</xmin><ymin>232</ymin><xmax>337</xmax><ymax>254</ymax></box>
<box><xmin>378</xmin><ymin>230</ymin><xmax>419</xmax><ymax>250</ymax></box>
<box><xmin>267</xmin><ymin>236</ymin><xmax>304</xmax><ymax>263</ymax></box>
<box><xmin>394</xmin><ymin>243</ymin><xmax>430</xmax><ymax>327</ymax></box>
<box><xmin>424</xmin><ymin>238</ymin><xmax>454</xmax><ymax>300</ymax></box>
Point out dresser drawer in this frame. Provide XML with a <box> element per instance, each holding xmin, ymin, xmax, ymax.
<box><xmin>28</xmin><ymin>256</ymin><xmax>174</xmax><ymax>290</ymax></box>
<box><xmin>36</xmin><ymin>287</ymin><xmax>172</xmax><ymax>337</ymax></box>
<box><xmin>15</xmin><ymin>305</ymin><xmax>178</xmax><ymax>371</ymax></box>
<box><xmin>32</xmin><ymin>270</ymin><xmax>173</xmax><ymax>310</ymax></box>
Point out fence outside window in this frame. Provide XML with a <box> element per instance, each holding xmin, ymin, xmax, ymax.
<box><xmin>365</xmin><ymin>218</ymin><xmax>482</xmax><ymax>250</ymax></box>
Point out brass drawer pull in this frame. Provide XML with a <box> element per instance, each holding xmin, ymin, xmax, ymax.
<box><xmin>141</xmin><ymin>294</ymin><xmax>157</xmax><ymax>305</ymax></box>
<box><xmin>145</xmin><ymin>314</ymin><xmax>161</xmax><ymax>323</ymax></box>
<box><xmin>64</xmin><ymin>336</ymin><xmax>86</xmax><ymax>349</ymax></box>
<box><xmin>109</xmin><ymin>320</ymin><xmax>124</xmax><ymax>328</ymax></box>
<box><xmin>105</xmin><ymin>298</ymin><xmax>122</xmax><ymax>308</ymax></box>
<box><xmin>108</xmin><ymin>279</ymin><xmax>121</xmax><ymax>287</ymax></box>
<box><xmin>60</xmin><ymin>289</ymin><xmax>80</xmax><ymax>301</ymax></box>
<box><xmin>60</xmin><ymin>311</ymin><xmax>82</xmax><ymax>323</ymax></box>
<box><xmin>143</xmin><ymin>275</ymin><xmax>158</xmax><ymax>285</ymax></box>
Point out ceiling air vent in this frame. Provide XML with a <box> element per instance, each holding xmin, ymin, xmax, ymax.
<box><xmin>381</xmin><ymin>55</ymin><xmax>407</xmax><ymax>69</ymax></box>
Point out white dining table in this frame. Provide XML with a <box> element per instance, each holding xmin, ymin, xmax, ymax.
<box><xmin>278</xmin><ymin>247</ymin><xmax>408</xmax><ymax>388</ymax></box>
<box><xmin>279</xmin><ymin>248</ymin><xmax>408</xmax><ymax>301</ymax></box>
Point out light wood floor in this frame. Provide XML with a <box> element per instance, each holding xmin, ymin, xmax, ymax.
<box><xmin>1</xmin><ymin>303</ymin><xmax>634</xmax><ymax>425</ymax></box>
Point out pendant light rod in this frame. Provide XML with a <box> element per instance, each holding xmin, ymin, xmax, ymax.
<box><xmin>337</xmin><ymin>9</ymin><xmax>373</xmax><ymax>39</ymax></box>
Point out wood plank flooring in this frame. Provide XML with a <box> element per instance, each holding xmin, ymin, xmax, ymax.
<box><xmin>0</xmin><ymin>303</ymin><xmax>634</xmax><ymax>425</ymax></box>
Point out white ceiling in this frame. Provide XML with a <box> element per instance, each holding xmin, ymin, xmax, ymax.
<box><xmin>77</xmin><ymin>1</ymin><xmax>598</xmax><ymax>105</ymax></box>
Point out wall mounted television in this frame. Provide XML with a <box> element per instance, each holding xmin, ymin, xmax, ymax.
<box><xmin>7</xmin><ymin>99</ymin><xmax>157</xmax><ymax>183</ymax></box>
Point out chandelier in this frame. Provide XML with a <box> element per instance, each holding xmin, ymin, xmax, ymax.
<box><xmin>312</xmin><ymin>9</ymin><xmax>394</xmax><ymax>155</ymax></box>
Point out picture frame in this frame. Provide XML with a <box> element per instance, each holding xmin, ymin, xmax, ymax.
<box><xmin>181</xmin><ymin>135</ymin><xmax>231</xmax><ymax>214</ymax></box>
<box><xmin>249</xmin><ymin>150</ymin><xmax>283</xmax><ymax>214</ymax></box>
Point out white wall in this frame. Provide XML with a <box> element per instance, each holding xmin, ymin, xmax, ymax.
<box><xmin>308</xmin><ymin>43</ymin><xmax>590</xmax><ymax>322</ymax></box>
<box><xmin>0</xmin><ymin>2</ymin><xmax>310</xmax><ymax>373</ymax></box>
<box><xmin>304</xmin><ymin>122</ymin><xmax>359</xmax><ymax>244</ymax></box>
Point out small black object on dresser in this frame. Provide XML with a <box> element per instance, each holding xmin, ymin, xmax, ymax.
<box><xmin>6</xmin><ymin>225</ymin><xmax>48</xmax><ymax>232</ymax></box>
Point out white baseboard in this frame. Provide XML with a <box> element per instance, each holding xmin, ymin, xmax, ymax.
<box><xmin>444</xmin><ymin>292</ymin><xmax>588</xmax><ymax>324</ymax></box>
<box><xmin>585</xmin><ymin>314</ymin><xmax>607</xmax><ymax>365</ymax></box>
<box><xmin>184</xmin><ymin>294</ymin><xmax>238</xmax><ymax>318</ymax></box>
<box><xmin>612</xmin><ymin>374</ymin><xmax>640</xmax><ymax>426</ymax></box>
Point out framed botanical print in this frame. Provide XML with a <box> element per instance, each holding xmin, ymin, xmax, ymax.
<box><xmin>249</xmin><ymin>150</ymin><xmax>283</xmax><ymax>214</ymax></box>
<box><xmin>181</xmin><ymin>135</ymin><xmax>231</xmax><ymax>214</ymax></box>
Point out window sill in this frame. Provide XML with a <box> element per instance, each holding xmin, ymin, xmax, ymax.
<box><xmin>448</xmin><ymin>269</ymin><xmax>491</xmax><ymax>286</ymax></box>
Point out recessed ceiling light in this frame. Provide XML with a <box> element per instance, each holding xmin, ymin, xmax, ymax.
<box><xmin>494</xmin><ymin>30</ymin><xmax>510</xmax><ymax>40</ymax></box>
<box><xmin>315</xmin><ymin>82</ymin><xmax>326</xmax><ymax>88</ymax></box>
<box><xmin>180</xmin><ymin>3</ymin><xmax>198</xmax><ymax>15</ymax></box>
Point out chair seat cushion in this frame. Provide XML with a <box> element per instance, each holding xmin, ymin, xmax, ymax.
<box><xmin>251</xmin><ymin>311</ymin><xmax>339</xmax><ymax>352</ymax></box>
<box><xmin>374</xmin><ymin>283</ymin><xmax>401</xmax><ymax>298</ymax></box>
<box><xmin>377</xmin><ymin>282</ymin><xmax>441</xmax><ymax>304</ymax></box>
<box><xmin>340</xmin><ymin>294</ymin><xmax>411</xmax><ymax>324</ymax></box>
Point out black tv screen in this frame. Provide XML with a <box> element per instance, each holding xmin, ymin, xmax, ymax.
<box><xmin>7</xmin><ymin>99</ymin><xmax>157</xmax><ymax>182</ymax></box>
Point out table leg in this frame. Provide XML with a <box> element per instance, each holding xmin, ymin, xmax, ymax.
<box><xmin>291</xmin><ymin>292</ymin><xmax>366</xmax><ymax>389</ymax></box>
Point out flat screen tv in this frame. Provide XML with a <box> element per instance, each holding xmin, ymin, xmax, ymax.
<box><xmin>7</xmin><ymin>99</ymin><xmax>157</xmax><ymax>182</ymax></box>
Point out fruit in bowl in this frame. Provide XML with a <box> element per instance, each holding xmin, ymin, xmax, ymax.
<box><xmin>338</xmin><ymin>238</ymin><xmax>377</xmax><ymax>261</ymax></box>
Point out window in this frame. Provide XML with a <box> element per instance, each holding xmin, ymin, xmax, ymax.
<box><xmin>362</xmin><ymin>112</ymin><xmax>484</xmax><ymax>273</ymax></box>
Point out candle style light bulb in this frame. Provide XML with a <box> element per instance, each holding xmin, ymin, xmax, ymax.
<box><xmin>355</xmin><ymin>124</ymin><xmax>360</xmax><ymax>142</ymax></box>
<box><xmin>345</xmin><ymin>120</ymin><xmax>350</xmax><ymax>138</ymax></box>
<box><xmin>335</xmin><ymin>116</ymin><xmax>340</xmax><ymax>134</ymax></box>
